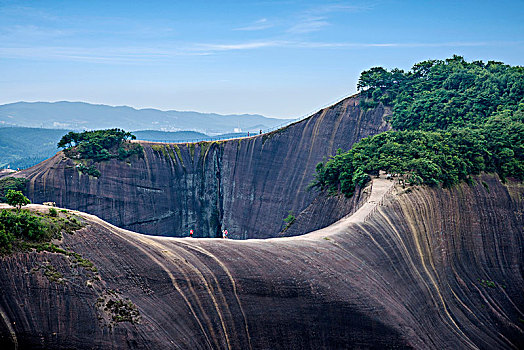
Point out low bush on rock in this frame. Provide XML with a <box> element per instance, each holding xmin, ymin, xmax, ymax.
<box><xmin>0</xmin><ymin>208</ymin><xmax>83</xmax><ymax>254</ymax></box>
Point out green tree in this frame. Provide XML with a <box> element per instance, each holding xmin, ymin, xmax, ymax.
<box><xmin>314</xmin><ymin>56</ymin><xmax>523</xmax><ymax>197</ymax></box>
<box><xmin>6</xmin><ymin>190</ymin><xmax>31</xmax><ymax>211</ymax></box>
<box><xmin>0</xmin><ymin>177</ymin><xmax>28</xmax><ymax>202</ymax></box>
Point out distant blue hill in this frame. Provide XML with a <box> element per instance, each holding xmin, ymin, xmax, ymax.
<box><xmin>0</xmin><ymin>101</ymin><xmax>291</xmax><ymax>135</ymax></box>
<box><xmin>0</xmin><ymin>127</ymin><xmax>261</xmax><ymax>169</ymax></box>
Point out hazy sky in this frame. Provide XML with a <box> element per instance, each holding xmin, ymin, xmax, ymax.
<box><xmin>1</xmin><ymin>0</ymin><xmax>523</xmax><ymax>118</ymax></box>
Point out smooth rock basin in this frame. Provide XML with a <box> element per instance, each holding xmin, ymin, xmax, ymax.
<box><xmin>0</xmin><ymin>175</ymin><xmax>522</xmax><ymax>349</ymax></box>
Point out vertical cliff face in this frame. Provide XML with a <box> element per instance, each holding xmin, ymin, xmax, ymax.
<box><xmin>20</xmin><ymin>95</ymin><xmax>390</xmax><ymax>238</ymax></box>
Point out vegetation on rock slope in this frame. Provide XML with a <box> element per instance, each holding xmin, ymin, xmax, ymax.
<box><xmin>0</xmin><ymin>177</ymin><xmax>28</xmax><ymax>202</ymax></box>
<box><xmin>0</xmin><ymin>206</ymin><xmax>83</xmax><ymax>254</ymax></box>
<box><xmin>313</xmin><ymin>56</ymin><xmax>524</xmax><ymax>196</ymax></box>
<box><xmin>58</xmin><ymin>128</ymin><xmax>143</xmax><ymax>177</ymax></box>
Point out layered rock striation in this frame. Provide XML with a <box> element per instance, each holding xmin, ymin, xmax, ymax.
<box><xmin>18</xmin><ymin>95</ymin><xmax>390</xmax><ymax>238</ymax></box>
<box><xmin>0</xmin><ymin>175</ymin><xmax>522</xmax><ymax>349</ymax></box>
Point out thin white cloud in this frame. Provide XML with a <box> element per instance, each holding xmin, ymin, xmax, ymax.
<box><xmin>313</xmin><ymin>3</ymin><xmax>375</xmax><ymax>14</ymax></box>
<box><xmin>0</xmin><ymin>46</ymin><xmax>208</xmax><ymax>64</ymax></box>
<box><xmin>287</xmin><ymin>16</ymin><xmax>329</xmax><ymax>34</ymax></box>
<box><xmin>195</xmin><ymin>41</ymin><xmax>283</xmax><ymax>51</ymax></box>
<box><xmin>285</xmin><ymin>2</ymin><xmax>374</xmax><ymax>35</ymax></box>
<box><xmin>235</xmin><ymin>18</ymin><xmax>273</xmax><ymax>31</ymax></box>
<box><xmin>1</xmin><ymin>40</ymin><xmax>520</xmax><ymax>64</ymax></box>
<box><xmin>1</xmin><ymin>24</ymin><xmax>69</xmax><ymax>38</ymax></box>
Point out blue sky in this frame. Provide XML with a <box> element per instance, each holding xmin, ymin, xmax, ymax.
<box><xmin>1</xmin><ymin>0</ymin><xmax>523</xmax><ymax>118</ymax></box>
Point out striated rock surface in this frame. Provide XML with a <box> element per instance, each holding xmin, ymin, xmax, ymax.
<box><xmin>0</xmin><ymin>175</ymin><xmax>522</xmax><ymax>349</ymax></box>
<box><xmin>18</xmin><ymin>95</ymin><xmax>390</xmax><ymax>238</ymax></box>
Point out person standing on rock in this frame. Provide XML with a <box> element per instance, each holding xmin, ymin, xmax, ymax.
<box><xmin>189</xmin><ymin>229</ymin><xmax>194</xmax><ymax>238</ymax></box>
<box><xmin>224</xmin><ymin>229</ymin><xmax>229</xmax><ymax>239</ymax></box>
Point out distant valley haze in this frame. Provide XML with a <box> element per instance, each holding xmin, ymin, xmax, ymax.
<box><xmin>0</xmin><ymin>101</ymin><xmax>292</xmax><ymax>135</ymax></box>
<box><xmin>0</xmin><ymin>100</ymin><xmax>294</xmax><ymax>169</ymax></box>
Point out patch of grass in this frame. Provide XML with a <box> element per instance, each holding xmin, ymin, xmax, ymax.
<box><xmin>42</xmin><ymin>264</ymin><xmax>64</xmax><ymax>284</ymax></box>
<box><xmin>166</xmin><ymin>146</ymin><xmax>177</xmax><ymax>163</ymax></box>
<box><xmin>69</xmin><ymin>251</ymin><xmax>98</xmax><ymax>272</ymax></box>
<box><xmin>480</xmin><ymin>279</ymin><xmax>496</xmax><ymax>288</ymax></box>
<box><xmin>151</xmin><ymin>144</ymin><xmax>163</xmax><ymax>153</ymax></box>
<box><xmin>199</xmin><ymin>142</ymin><xmax>211</xmax><ymax>159</ymax></box>
<box><xmin>32</xmin><ymin>263</ymin><xmax>65</xmax><ymax>284</ymax></box>
<box><xmin>173</xmin><ymin>145</ymin><xmax>184</xmax><ymax>166</ymax></box>
<box><xmin>189</xmin><ymin>143</ymin><xmax>195</xmax><ymax>160</ymax></box>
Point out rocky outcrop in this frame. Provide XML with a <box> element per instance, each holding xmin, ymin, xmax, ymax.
<box><xmin>0</xmin><ymin>175</ymin><xmax>522</xmax><ymax>349</ymax></box>
<box><xmin>18</xmin><ymin>95</ymin><xmax>390</xmax><ymax>238</ymax></box>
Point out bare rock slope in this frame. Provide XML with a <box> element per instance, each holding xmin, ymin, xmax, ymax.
<box><xmin>0</xmin><ymin>175</ymin><xmax>522</xmax><ymax>349</ymax></box>
<box><xmin>19</xmin><ymin>95</ymin><xmax>389</xmax><ymax>238</ymax></box>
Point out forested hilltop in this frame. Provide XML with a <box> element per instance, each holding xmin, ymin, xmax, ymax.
<box><xmin>314</xmin><ymin>56</ymin><xmax>524</xmax><ymax>196</ymax></box>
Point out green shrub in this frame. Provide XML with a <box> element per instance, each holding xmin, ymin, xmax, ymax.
<box><xmin>48</xmin><ymin>207</ymin><xmax>58</xmax><ymax>217</ymax></box>
<box><xmin>0</xmin><ymin>177</ymin><xmax>28</xmax><ymax>202</ymax></box>
<box><xmin>0</xmin><ymin>209</ymin><xmax>47</xmax><ymax>243</ymax></box>
<box><xmin>104</xmin><ymin>298</ymin><xmax>140</xmax><ymax>324</ymax></box>
<box><xmin>77</xmin><ymin>164</ymin><xmax>101</xmax><ymax>177</ymax></box>
<box><xmin>6</xmin><ymin>190</ymin><xmax>31</xmax><ymax>210</ymax></box>
<box><xmin>0</xmin><ymin>208</ymin><xmax>84</xmax><ymax>254</ymax></box>
<box><xmin>282</xmin><ymin>211</ymin><xmax>296</xmax><ymax>231</ymax></box>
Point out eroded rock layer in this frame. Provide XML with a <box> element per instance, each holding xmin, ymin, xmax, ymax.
<box><xmin>18</xmin><ymin>95</ymin><xmax>389</xmax><ymax>238</ymax></box>
<box><xmin>0</xmin><ymin>175</ymin><xmax>522</xmax><ymax>349</ymax></box>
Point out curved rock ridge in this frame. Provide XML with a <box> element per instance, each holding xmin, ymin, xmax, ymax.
<box><xmin>18</xmin><ymin>95</ymin><xmax>390</xmax><ymax>238</ymax></box>
<box><xmin>0</xmin><ymin>175</ymin><xmax>522</xmax><ymax>349</ymax></box>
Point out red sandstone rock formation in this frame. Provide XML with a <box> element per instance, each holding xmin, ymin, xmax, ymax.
<box><xmin>0</xmin><ymin>175</ymin><xmax>522</xmax><ymax>349</ymax></box>
<box><xmin>17</xmin><ymin>95</ymin><xmax>390</xmax><ymax>238</ymax></box>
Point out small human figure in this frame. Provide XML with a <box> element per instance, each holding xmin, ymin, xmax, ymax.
<box><xmin>259</xmin><ymin>129</ymin><xmax>262</xmax><ymax>135</ymax></box>
<box><xmin>222</xmin><ymin>229</ymin><xmax>226</xmax><ymax>239</ymax></box>
<box><xmin>189</xmin><ymin>229</ymin><xmax>194</xmax><ymax>238</ymax></box>
<box><xmin>224</xmin><ymin>229</ymin><xmax>229</xmax><ymax>239</ymax></box>
<box><xmin>247</xmin><ymin>132</ymin><xmax>249</xmax><ymax>137</ymax></box>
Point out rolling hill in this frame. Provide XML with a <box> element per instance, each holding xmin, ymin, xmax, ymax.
<box><xmin>0</xmin><ymin>101</ymin><xmax>291</xmax><ymax>134</ymax></box>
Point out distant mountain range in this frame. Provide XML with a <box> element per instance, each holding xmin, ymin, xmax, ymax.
<box><xmin>0</xmin><ymin>127</ymin><xmax>251</xmax><ymax>169</ymax></box>
<box><xmin>0</xmin><ymin>101</ymin><xmax>291</xmax><ymax>135</ymax></box>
